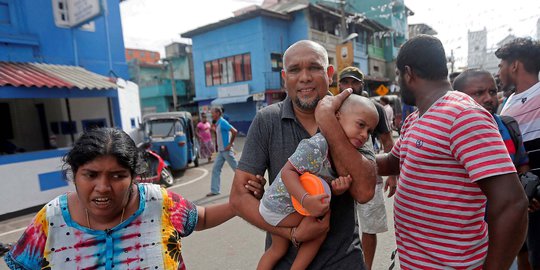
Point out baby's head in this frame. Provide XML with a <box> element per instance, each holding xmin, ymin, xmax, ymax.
<box><xmin>336</xmin><ymin>95</ymin><xmax>379</xmax><ymax>148</ymax></box>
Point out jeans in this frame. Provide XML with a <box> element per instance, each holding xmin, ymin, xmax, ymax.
<box><xmin>210</xmin><ymin>149</ymin><xmax>238</xmax><ymax>193</ymax></box>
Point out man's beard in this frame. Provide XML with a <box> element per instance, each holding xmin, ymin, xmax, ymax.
<box><xmin>294</xmin><ymin>96</ymin><xmax>320</xmax><ymax>111</ymax></box>
<box><xmin>400</xmin><ymin>80</ymin><xmax>416</xmax><ymax>106</ymax></box>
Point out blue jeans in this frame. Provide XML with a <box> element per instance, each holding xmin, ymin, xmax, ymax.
<box><xmin>210</xmin><ymin>149</ymin><xmax>238</xmax><ymax>193</ymax></box>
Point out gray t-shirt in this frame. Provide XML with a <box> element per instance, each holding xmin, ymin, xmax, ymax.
<box><xmin>238</xmin><ymin>97</ymin><xmax>374</xmax><ymax>270</ymax></box>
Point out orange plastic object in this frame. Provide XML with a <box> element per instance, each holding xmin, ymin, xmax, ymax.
<box><xmin>291</xmin><ymin>172</ymin><xmax>331</xmax><ymax>216</ymax></box>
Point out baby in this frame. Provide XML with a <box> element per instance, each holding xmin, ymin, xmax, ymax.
<box><xmin>258</xmin><ymin>94</ymin><xmax>379</xmax><ymax>270</ymax></box>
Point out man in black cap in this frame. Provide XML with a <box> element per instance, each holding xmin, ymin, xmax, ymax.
<box><xmin>338</xmin><ymin>66</ymin><xmax>397</xmax><ymax>269</ymax></box>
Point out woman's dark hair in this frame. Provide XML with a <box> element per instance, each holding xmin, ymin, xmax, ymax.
<box><xmin>63</xmin><ymin>128</ymin><xmax>145</xmax><ymax>180</ymax></box>
<box><xmin>396</xmin><ymin>35</ymin><xmax>448</xmax><ymax>81</ymax></box>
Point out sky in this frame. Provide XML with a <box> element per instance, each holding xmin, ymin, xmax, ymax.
<box><xmin>120</xmin><ymin>0</ymin><xmax>540</xmax><ymax>68</ymax></box>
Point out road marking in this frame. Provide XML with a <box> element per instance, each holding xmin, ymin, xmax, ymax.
<box><xmin>0</xmin><ymin>226</ymin><xmax>26</xmax><ymax>237</ymax></box>
<box><xmin>168</xmin><ymin>167</ymin><xmax>208</xmax><ymax>189</ymax></box>
<box><xmin>0</xmin><ymin>167</ymin><xmax>210</xmax><ymax>238</ymax></box>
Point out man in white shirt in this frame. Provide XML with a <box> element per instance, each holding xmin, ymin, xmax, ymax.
<box><xmin>497</xmin><ymin>37</ymin><xmax>540</xmax><ymax>269</ymax></box>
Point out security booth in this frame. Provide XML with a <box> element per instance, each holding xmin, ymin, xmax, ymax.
<box><xmin>0</xmin><ymin>62</ymin><xmax>141</xmax><ymax>219</ymax></box>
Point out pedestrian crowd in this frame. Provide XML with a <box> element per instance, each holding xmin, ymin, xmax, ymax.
<box><xmin>4</xmin><ymin>35</ymin><xmax>540</xmax><ymax>270</ymax></box>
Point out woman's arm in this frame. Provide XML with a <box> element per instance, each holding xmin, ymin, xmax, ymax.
<box><xmin>195</xmin><ymin>203</ymin><xmax>235</xmax><ymax>231</ymax></box>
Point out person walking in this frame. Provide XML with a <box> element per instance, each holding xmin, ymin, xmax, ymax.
<box><xmin>208</xmin><ymin>107</ymin><xmax>238</xmax><ymax>197</ymax></box>
<box><xmin>3</xmin><ymin>128</ymin><xmax>237</xmax><ymax>270</ymax></box>
<box><xmin>197</xmin><ymin>112</ymin><xmax>214</xmax><ymax>163</ymax></box>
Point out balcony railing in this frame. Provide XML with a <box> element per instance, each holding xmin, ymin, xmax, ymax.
<box><xmin>310</xmin><ymin>29</ymin><xmax>340</xmax><ymax>48</ymax></box>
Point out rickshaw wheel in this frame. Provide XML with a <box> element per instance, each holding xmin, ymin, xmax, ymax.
<box><xmin>160</xmin><ymin>168</ymin><xmax>174</xmax><ymax>187</ymax></box>
<box><xmin>194</xmin><ymin>156</ymin><xmax>199</xmax><ymax>167</ymax></box>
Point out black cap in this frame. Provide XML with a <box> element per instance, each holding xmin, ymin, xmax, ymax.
<box><xmin>339</xmin><ymin>66</ymin><xmax>364</xmax><ymax>82</ymax></box>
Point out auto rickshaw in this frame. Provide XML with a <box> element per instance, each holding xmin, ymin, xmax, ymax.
<box><xmin>142</xmin><ymin>112</ymin><xmax>199</xmax><ymax>171</ymax></box>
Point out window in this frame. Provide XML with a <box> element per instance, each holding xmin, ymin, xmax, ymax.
<box><xmin>271</xmin><ymin>53</ymin><xmax>282</xmax><ymax>71</ymax></box>
<box><xmin>0</xmin><ymin>0</ymin><xmax>18</xmax><ymax>33</ymax></box>
<box><xmin>205</xmin><ymin>62</ymin><xmax>212</xmax><ymax>86</ymax></box>
<box><xmin>205</xmin><ymin>53</ymin><xmax>252</xmax><ymax>86</ymax></box>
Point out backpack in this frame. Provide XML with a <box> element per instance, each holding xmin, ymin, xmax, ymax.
<box><xmin>500</xmin><ymin>115</ymin><xmax>526</xmax><ymax>167</ymax></box>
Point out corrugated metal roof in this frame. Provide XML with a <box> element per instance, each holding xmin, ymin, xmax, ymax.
<box><xmin>0</xmin><ymin>62</ymin><xmax>73</xmax><ymax>88</ymax></box>
<box><xmin>0</xmin><ymin>62</ymin><xmax>118</xmax><ymax>90</ymax></box>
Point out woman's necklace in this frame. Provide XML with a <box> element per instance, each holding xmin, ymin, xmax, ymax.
<box><xmin>85</xmin><ymin>207</ymin><xmax>125</xmax><ymax>230</ymax></box>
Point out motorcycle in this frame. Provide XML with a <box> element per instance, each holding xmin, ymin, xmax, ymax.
<box><xmin>0</xmin><ymin>242</ymin><xmax>11</xmax><ymax>257</ymax></box>
<box><xmin>136</xmin><ymin>143</ymin><xmax>175</xmax><ymax>187</ymax></box>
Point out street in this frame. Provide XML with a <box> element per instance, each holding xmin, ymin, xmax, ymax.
<box><xmin>0</xmin><ymin>137</ymin><xmax>398</xmax><ymax>270</ymax></box>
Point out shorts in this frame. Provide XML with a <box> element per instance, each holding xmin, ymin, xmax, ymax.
<box><xmin>356</xmin><ymin>183</ymin><xmax>388</xmax><ymax>234</ymax></box>
<box><xmin>259</xmin><ymin>200</ymin><xmax>288</xmax><ymax>226</ymax></box>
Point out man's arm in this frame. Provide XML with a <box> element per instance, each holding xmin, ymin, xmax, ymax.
<box><xmin>376</xmin><ymin>153</ymin><xmax>400</xmax><ymax>176</ymax></box>
<box><xmin>315</xmin><ymin>89</ymin><xmax>376</xmax><ymax>203</ymax></box>
<box><xmin>378</xmin><ymin>131</ymin><xmax>394</xmax><ymax>153</ymax></box>
<box><xmin>379</xmin><ymin>131</ymin><xmax>398</xmax><ymax>197</ymax></box>
<box><xmin>229</xmin><ymin>169</ymin><xmax>330</xmax><ymax>242</ymax></box>
<box><xmin>477</xmin><ymin>173</ymin><xmax>528</xmax><ymax>269</ymax></box>
<box><xmin>225</xmin><ymin>127</ymin><xmax>237</xmax><ymax>151</ymax></box>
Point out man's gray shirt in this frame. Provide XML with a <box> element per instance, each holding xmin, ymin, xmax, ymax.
<box><xmin>238</xmin><ymin>97</ymin><xmax>375</xmax><ymax>269</ymax></box>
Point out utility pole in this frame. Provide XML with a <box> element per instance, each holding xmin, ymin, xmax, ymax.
<box><xmin>340</xmin><ymin>0</ymin><xmax>347</xmax><ymax>39</ymax></box>
<box><xmin>164</xmin><ymin>59</ymin><xmax>178</xmax><ymax>111</ymax></box>
<box><xmin>450</xmin><ymin>49</ymin><xmax>455</xmax><ymax>73</ymax></box>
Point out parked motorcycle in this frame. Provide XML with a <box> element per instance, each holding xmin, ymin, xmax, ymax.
<box><xmin>0</xmin><ymin>242</ymin><xmax>11</xmax><ymax>257</ymax></box>
<box><xmin>136</xmin><ymin>143</ymin><xmax>175</xmax><ymax>187</ymax></box>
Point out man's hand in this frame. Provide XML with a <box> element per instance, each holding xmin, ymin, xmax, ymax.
<box><xmin>529</xmin><ymin>198</ymin><xmax>540</xmax><ymax>212</ymax></box>
<box><xmin>294</xmin><ymin>211</ymin><xmax>331</xmax><ymax>243</ymax></box>
<box><xmin>384</xmin><ymin>176</ymin><xmax>398</xmax><ymax>197</ymax></box>
<box><xmin>303</xmin><ymin>194</ymin><xmax>330</xmax><ymax>217</ymax></box>
<box><xmin>243</xmin><ymin>175</ymin><xmax>267</xmax><ymax>200</ymax></box>
<box><xmin>332</xmin><ymin>175</ymin><xmax>352</xmax><ymax>195</ymax></box>
<box><xmin>315</xmin><ymin>88</ymin><xmax>352</xmax><ymax>123</ymax></box>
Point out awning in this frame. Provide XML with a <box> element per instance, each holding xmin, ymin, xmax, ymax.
<box><xmin>0</xmin><ymin>62</ymin><xmax>118</xmax><ymax>90</ymax></box>
<box><xmin>211</xmin><ymin>95</ymin><xmax>252</xmax><ymax>105</ymax></box>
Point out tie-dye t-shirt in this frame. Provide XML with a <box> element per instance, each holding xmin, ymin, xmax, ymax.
<box><xmin>4</xmin><ymin>183</ymin><xmax>198</xmax><ymax>270</ymax></box>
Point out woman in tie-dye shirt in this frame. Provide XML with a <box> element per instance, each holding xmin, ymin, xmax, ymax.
<box><xmin>4</xmin><ymin>128</ymin><xmax>236</xmax><ymax>270</ymax></box>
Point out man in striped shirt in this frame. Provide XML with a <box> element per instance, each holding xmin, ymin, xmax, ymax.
<box><xmin>376</xmin><ymin>35</ymin><xmax>528</xmax><ymax>269</ymax></box>
<box><xmin>497</xmin><ymin>37</ymin><xmax>540</xmax><ymax>269</ymax></box>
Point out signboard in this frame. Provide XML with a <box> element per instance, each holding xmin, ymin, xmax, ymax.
<box><xmin>53</xmin><ymin>0</ymin><xmax>102</xmax><ymax>28</ymax></box>
<box><xmin>375</xmin><ymin>84</ymin><xmax>389</xmax><ymax>96</ymax></box>
<box><xmin>336</xmin><ymin>42</ymin><xmax>354</xmax><ymax>73</ymax></box>
<box><xmin>217</xmin><ymin>84</ymin><xmax>249</xmax><ymax>98</ymax></box>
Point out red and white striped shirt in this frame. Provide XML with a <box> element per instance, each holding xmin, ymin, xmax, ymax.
<box><xmin>391</xmin><ymin>91</ymin><xmax>515</xmax><ymax>269</ymax></box>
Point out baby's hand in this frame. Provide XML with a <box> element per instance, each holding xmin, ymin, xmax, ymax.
<box><xmin>332</xmin><ymin>175</ymin><xmax>352</xmax><ymax>195</ymax></box>
<box><xmin>302</xmin><ymin>193</ymin><xmax>330</xmax><ymax>217</ymax></box>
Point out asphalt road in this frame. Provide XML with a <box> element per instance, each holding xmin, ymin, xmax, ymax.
<box><xmin>0</xmin><ymin>137</ymin><xmax>399</xmax><ymax>269</ymax></box>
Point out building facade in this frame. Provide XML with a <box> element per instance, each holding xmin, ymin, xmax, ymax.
<box><xmin>127</xmin><ymin>43</ymin><xmax>195</xmax><ymax>115</ymax></box>
<box><xmin>182</xmin><ymin>1</ymin><xmax>394</xmax><ymax>134</ymax></box>
<box><xmin>0</xmin><ymin>0</ymin><xmax>140</xmax><ymax>217</ymax></box>
<box><xmin>125</xmin><ymin>48</ymin><xmax>161</xmax><ymax>64</ymax></box>
<box><xmin>467</xmin><ymin>28</ymin><xmax>517</xmax><ymax>74</ymax></box>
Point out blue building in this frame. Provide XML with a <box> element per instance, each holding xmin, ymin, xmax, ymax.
<box><xmin>127</xmin><ymin>43</ymin><xmax>196</xmax><ymax>115</ymax></box>
<box><xmin>0</xmin><ymin>0</ymin><xmax>139</xmax><ymax>217</ymax></box>
<box><xmin>311</xmin><ymin>0</ymin><xmax>413</xmax><ymax>91</ymax></box>
<box><xmin>182</xmin><ymin>1</ymin><xmax>388</xmax><ymax>134</ymax></box>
